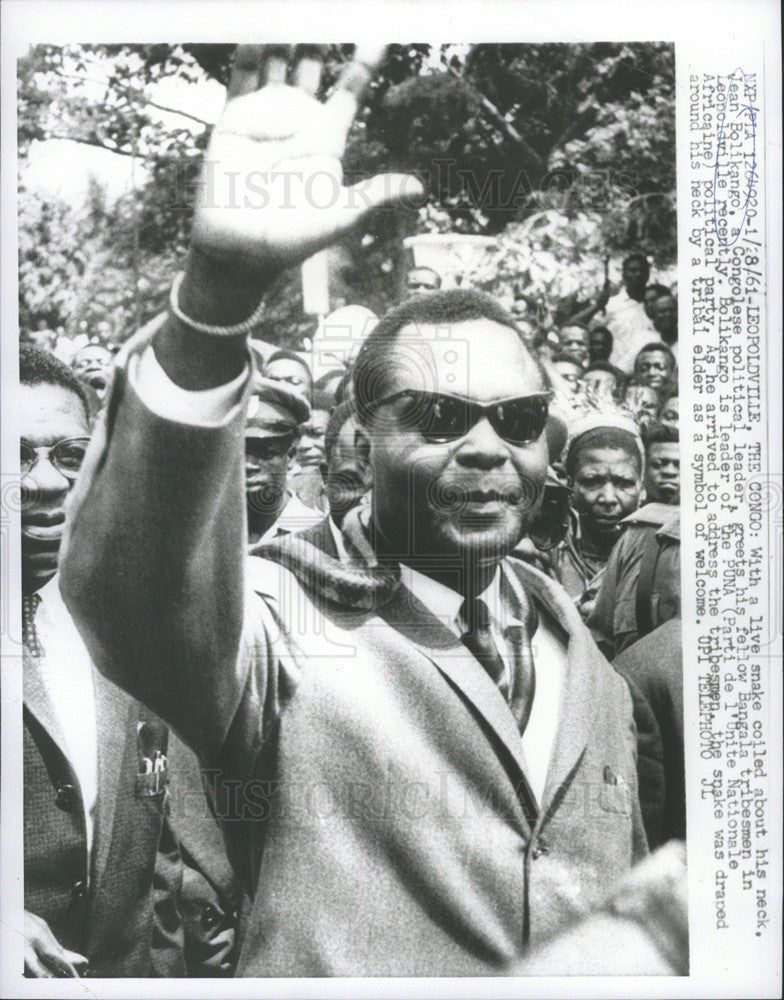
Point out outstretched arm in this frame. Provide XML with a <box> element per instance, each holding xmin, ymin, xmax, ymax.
<box><xmin>60</xmin><ymin>45</ymin><xmax>423</xmax><ymax>761</ymax></box>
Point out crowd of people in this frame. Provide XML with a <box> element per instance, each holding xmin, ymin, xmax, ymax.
<box><xmin>17</xmin><ymin>44</ymin><xmax>687</xmax><ymax>981</ymax></box>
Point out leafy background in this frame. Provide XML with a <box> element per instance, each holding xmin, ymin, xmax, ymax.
<box><xmin>18</xmin><ymin>42</ymin><xmax>675</xmax><ymax>351</ymax></box>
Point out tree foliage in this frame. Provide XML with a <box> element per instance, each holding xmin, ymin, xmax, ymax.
<box><xmin>18</xmin><ymin>41</ymin><xmax>675</xmax><ymax>350</ymax></box>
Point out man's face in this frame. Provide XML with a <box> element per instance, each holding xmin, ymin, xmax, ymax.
<box><xmin>643</xmin><ymin>287</ymin><xmax>660</xmax><ymax>320</ymax></box>
<box><xmin>570</xmin><ymin>446</ymin><xmax>642</xmax><ymax>532</ymax></box>
<box><xmin>581</xmin><ymin>368</ymin><xmax>618</xmax><ymax>403</ymax></box>
<box><xmin>589</xmin><ymin>328</ymin><xmax>612</xmax><ymax>362</ymax></box>
<box><xmin>321</xmin><ymin>415</ymin><xmax>372</xmax><ymax>527</ymax></box>
<box><xmin>295</xmin><ymin>408</ymin><xmax>330</xmax><ymax>469</ymax></box>
<box><xmin>369</xmin><ymin>319</ymin><xmax>549</xmax><ymax>563</ymax></box>
<box><xmin>659</xmin><ymin>396</ymin><xmax>680</xmax><ymax>433</ymax></box>
<box><xmin>21</xmin><ymin>383</ymin><xmax>90</xmax><ymax>592</ymax></box>
<box><xmin>625</xmin><ymin>385</ymin><xmax>660</xmax><ymax>430</ymax></box>
<box><xmin>71</xmin><ymin>345</ymin><xmax>113</xmax><ymax>389</ymax></box>
<box><xmin>635</xmin><ymin>349</ymin><xmax>674</xmax><ymax>391</ymax></box>
<box><xmin>652</xmin><ymin>295</ymin><xmax>677</xmax><ymax>338</ymax></box>
<box><xmin>645</xmin><ymin>442</ymin><xmax>681</xmax><ymax>503</ymax></box>
<box><xmin>622</xmin><ymin>258</ymin><xmax>649</xmax><ymax>295</ymax></box>
<box><xmin>406</xmin><ymin>268</ymin><xmax>441</xmax><ymax>295</ymax></box>
<box><xmin>265</xmin><ymin>357</ymin><xmax>313</xmax><ymax>397</ymax></box>
<box><xmin>244</xmin><ymin>431</ymin><xmax>295</xmax><ymax>532</ymax></box>
<box><xmin>559</xmin><ymin>326</ymin><xmax>590</xmax><ymax>368</ymax></box>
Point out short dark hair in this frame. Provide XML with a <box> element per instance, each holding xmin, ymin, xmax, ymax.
<box><xmin>644</xmin><ymin>282</ymin><xmax>671</xmax><ymax>298</ymax></box>
<box><xmin>635</xmin><ymin>342</ymin><xmax>676</xmax><ymax>368</ymax></box>
<box><xmin>644</xmin><ymin>422</ymin><xmax>680</xmax><ymax>447</ymax></box>
<box><xmin>624</xmin><ymin>376</ymin><xmax>658</xmax><ymax>395</ymax></box>
<box><xmin>566</xmin><ymin>426</ymin><xmax>643</xmax><ymax>479</ymax></box>
<box><xmin>323</xmin><ymin>400</ymin><xmax>355</xmax><ymax>464</ymax></box>
<box><xmin>19</xmin><ymin>343</ymin><xmax>91</xmax><ymax>421</ymax></box>
<box><xmin>353</xmin><ymin>289</ymin><xmax>548</xmax><ymax>426</ymax></box>
<box><xmin>622</xmin><ymin>252</ymin><xmax>650</xmax><ymax>271</ymax></box>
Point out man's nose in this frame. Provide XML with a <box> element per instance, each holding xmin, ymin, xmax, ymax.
<box><xmin>23</xmin><ymin>457</ymin><xmax>72</xmax><ymax>499</ymax></box>
<box><xmin>454</xmin><ymin>417</ymin><xmax>508</xmax><ymax>469</ymax></box>
<box><xmin>596</xmin><ymin>483</ymin><xmax>619</xmax><ymax>506</ymax></box>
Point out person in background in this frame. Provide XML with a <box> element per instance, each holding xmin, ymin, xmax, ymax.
<box><xmin>549</xmin><ymin>352</ymin><xmax>585</xmax><ymax>389</ymax></box>
<box><xmin>557</xmin><ymin>323</ymin><xmax>591</xmax><ymax>369</ymax></box>
<box><xmin>603</xmin><ymin>252</ymin><xmax>659</xmax><ymax>374</ymax></box>
<box><xmin>546</xmin><ymin>415</ymin><xmax>644</xmax><ymax>609</ymax></box>
<box><xmin>588</xmin><ymin>509</ymin><xmax>683</xmax><ymax>847</ymax></box>
<box><xmin>632</xmin><ymin>342</ymin><xmax>677</xmax><ymax>397</ymax></box>
<box><xmin>405</xmin><ymin>265</ymin><xmax>442</xmax><ymax>296</ymax></box>
<box><xmin>650</xmin><ymin>291</ymin><xmax>678</xmax><ymax>362</ymax></box>
<box><xmin>295</xmin><ymin>401</ymin><xmax>374</xmax><ymax>557</ymax></box>
<box><xmin>581</xmin><ymin>362</ymin><xmax>625</xmax><ymax>407</ymax></box>
<box><xmin>290</xmin><ymin>388</ymin><xmax>333</xmax><ymax>513</ymax></box>
<box><xmin>642</xmin><ymin>283</ymin><xmax>671</xmax><ymax>322</ymax></box>
<box><xmin>588</xmin><ymin>325</ymin><xmax>613</xmax><ymax>364</ymax></box>
<box><xmin>244</xmin><ymin>379</ymin><xmax>322</xmax><ymax>546</ymax></box>
<box><xmin>70</xmin><ymin>343</ymin><xmax>115</xmax><ymax>403</ymax></box>
<box><xmin>623</xmin><ymin>379</ymin><xmax>661</xmax><ymax>433</ymax></box>
<box><xmin>19</xmin><ymin>345</ymin><xmax>184</xmax><ymax>979</ymax></box>
<box><xmin>263</xmin><ymin>348</ymin><xmax>314</xmax><ymax>399</ymax></box>
<box><xmin>658</xmin><ymin>394</ymin><xmax>679</xmax><ymax>434</ymax></box>
<box><xmin>312</xmin><ymin>367</ymin><xmax>347</xmax><ymax>409</ymax></box>
<box><xmin>643</xmin><ymin>423</ymin><xmax>680</xmax><ymax>504</ymax></box>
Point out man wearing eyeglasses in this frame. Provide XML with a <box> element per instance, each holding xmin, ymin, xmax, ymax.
<box><xmin>62</xmin><ymin>45</ymin><xmax>649</xmax><ymax>977</ymax></box>
<box><xmin>18</xmin><ymin>345</ymin><xmax>184</xmax><ymax>979</ymax></box>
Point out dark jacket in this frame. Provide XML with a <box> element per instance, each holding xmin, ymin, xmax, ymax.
<box><xmin>23</xmin><ymin>650</ymin><xmax>185</xmax><ymax>977</ymax></box>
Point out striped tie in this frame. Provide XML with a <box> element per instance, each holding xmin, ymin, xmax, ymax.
<box><xmin>460</xmin><ymin>595</ymin><xmax>537</xmax><ymax>734</ymax></box>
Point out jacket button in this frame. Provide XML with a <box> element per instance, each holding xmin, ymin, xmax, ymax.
<box><xmin>201</xmin><ymin>904</ymin><xmax>220</xmax><ymax>931</ymax></box>
<box><xmin>55</xmin><ymin>784</ymin><xmax>78</xmax><ymax>812</ymax></box>
<box><xmin>71</xmin><ymin>880</ymin><xmax>88</xmax><ymax>902</ymax></box>
<box><xmin>531</xmin><ymin>837</ymin><xmax>549</xmax><ymax>860</ymax></box>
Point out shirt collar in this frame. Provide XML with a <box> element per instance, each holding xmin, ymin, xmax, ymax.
<box><xmin>399</xmin><ymin>562</ymin><xmax>517</xmax><ymax>636</ymax></box>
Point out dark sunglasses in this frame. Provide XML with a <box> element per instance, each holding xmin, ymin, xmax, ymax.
<box><xmin>20</xmin><ymin>437</ymin><xmax>90</xmax><ymax>479</ymax></box>
<box><xmin>374</xmin><ymin>390</ymin><xmax>554</xmax><ymax>446</ymax></box>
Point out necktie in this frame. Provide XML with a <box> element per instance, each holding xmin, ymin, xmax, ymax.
<box><xmin>22</xmin><ymin>591</ymin><xmax>45</xmax><ymax>659</ymax></box>
<box><xmin>460</xmin><ymin>594</ymin><xmax>537</xmax><ymax>734</ymax></box>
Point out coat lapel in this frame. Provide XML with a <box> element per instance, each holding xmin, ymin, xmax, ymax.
<box><xmin>377</xmin><ymin>582</ymin><xmax>532</xmax><ymax>799</ymax></box>
<box><xmin>91</xmin><ymin>667</ymin><xmax>133</xmax><ymax>885</ymax></box>
<box><xmin>505</xmin><ymin>559</ymin><xmax>605</xmax><ymax>813</ymax></box>
<box><xmin>23</xmin><ymin>651</ymin><xmax>71</xmax><ymax>764</ymax></box>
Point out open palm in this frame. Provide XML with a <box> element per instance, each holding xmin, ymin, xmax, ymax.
<box><xmin>191</xmin><ymin>45</ymin><xmax>423</xmax><ymax>276</ymax></box>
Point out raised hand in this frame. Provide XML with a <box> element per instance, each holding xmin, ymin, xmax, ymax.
<box><xmin>189</xmin><ymin>45</ymin><xmax>423</xmax><ymax>283</ymax></box>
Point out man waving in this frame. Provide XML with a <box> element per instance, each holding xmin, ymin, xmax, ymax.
<box><xmin>62</xmin><ymin>45</ymin><xmax>647</xmax><ymax>977</ymax></box>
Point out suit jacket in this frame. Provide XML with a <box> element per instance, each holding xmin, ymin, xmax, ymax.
<box><xmin>166</xmin><ymin>734</ymin><xmax>244</xmax><ymax>976</ymax></box>
<box><xmin>61</xmin><ymin>335</ymin><xmax>648</xmax><ymax>977</ymax></box>
<box><xmin>23</xmin><ymin>648</ymin><xmax>184</xmax><ymax>977</ymax></box>
<box><xmin>614</xmin><ymin>619</ymin><xmax>685</xmax><ymax>847</ymax></box>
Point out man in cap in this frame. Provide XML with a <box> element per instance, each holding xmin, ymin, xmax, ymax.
<box><xmin>547</xmin><ymin>414</ymin><xmax>645</xmax><ymax>610</ymax></box>
<box><xmin>62</xmin><ymin>44</ymin><xmax>647</xmax><ymax>977</ymax></box>
<box><xmin>244</xmin><ymin>378</ymin><xmax>321</xmax><ymax>545</ymax></box>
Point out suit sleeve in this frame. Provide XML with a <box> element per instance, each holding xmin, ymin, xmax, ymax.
<box><xmin>60</xmin><ymin>323</ymin><xmax>264</xmax><ymax>767</ymax></box>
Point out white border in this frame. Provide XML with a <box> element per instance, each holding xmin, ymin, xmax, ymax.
<box><xmin>2</xmin><ymin>1</ymin><xmax>781</xmax><ymax>998</ymax></box>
